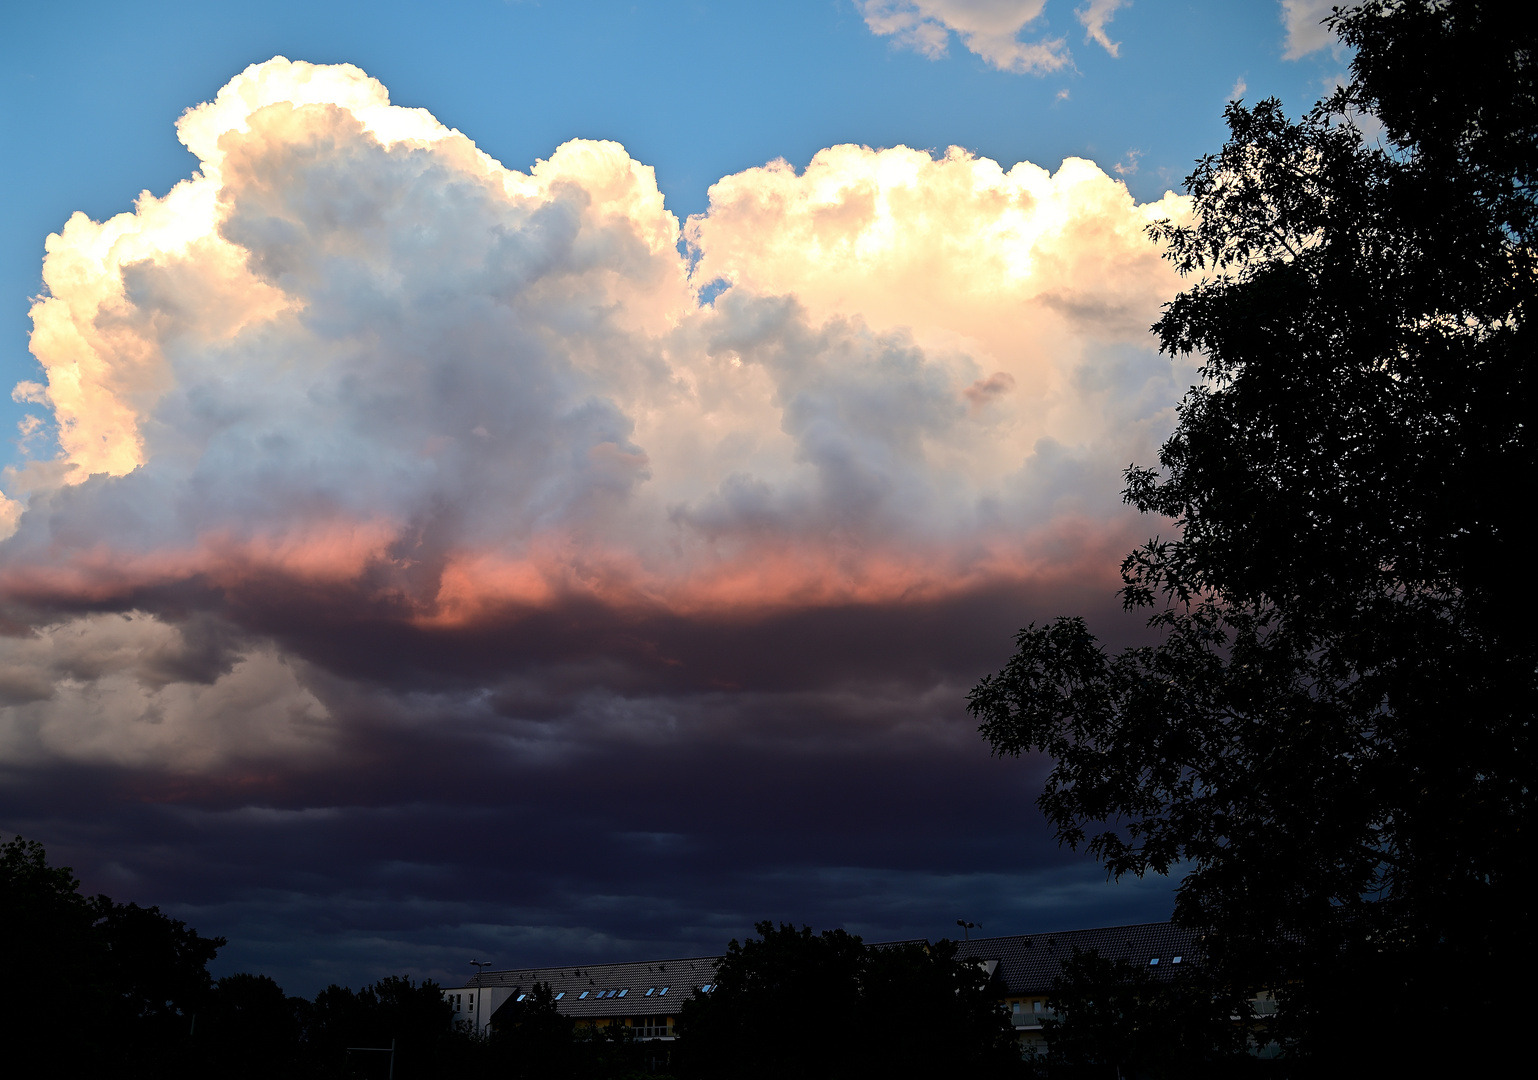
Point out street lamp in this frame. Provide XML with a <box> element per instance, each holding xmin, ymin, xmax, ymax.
<box><xmin>955</xmin><ymin>920</ymin><xmax>980</xmax><ymax>941</ymax></box>
<box><xmin>469</xmin><ymin>960</ymin><xmax>493</xmax><ymax>1034</ymax></box>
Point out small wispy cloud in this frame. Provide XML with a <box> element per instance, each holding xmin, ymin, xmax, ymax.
<box><xmin>1076</xmin><ymin>0</ymin><xmax>1129</xmax><ymax>58</ymax></box>
<box><xmin>16</xmin><ymin>414</ymin><xmax>44</xmax><ymax>449</ymax></box>
<box><xmin>1055</xmin><ymin>87</ymin><xmax>1071</xmax><ymax>102</ymax></box>
<box><xmin>856</xmin><ymin>1</ymin><xmax>1071</xmax><ymax>74</ymax></box>
<box><xmin>1113</xmin><ymin>148</ymin><xmax>1143</xmax><ymax>176</ymax></box>
<box><xmin>1230</xmin><ymin>75</ymin><xmax>1247</xmax><ymax>100</ymax></box>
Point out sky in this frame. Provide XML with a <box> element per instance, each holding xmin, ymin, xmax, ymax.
<box><xmin>0</xmin><ymin>0</ymin><xmax>1351</xmax><ymax>995</ymax></box>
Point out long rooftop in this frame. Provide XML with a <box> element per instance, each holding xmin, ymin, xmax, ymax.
<box><xmin>456</xmin><ymin>920</ymin><xmax>1201</xmax><ymax>1019</ymax></box>
<box><xmin>464</xmin><ymin>954</ymin><xmax>722</xmax><ymax>1019</ymax></box>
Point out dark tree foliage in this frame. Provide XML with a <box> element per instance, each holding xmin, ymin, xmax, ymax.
<box><xmin>486</xmin><ymin>980</ymin><xmax>577</xmax><ymax>1078</ymax></box>
<box><xmin>568</xmin><ymin>1019</ymin><xmax>670</xmax><ymax>1080</ymax></box>
<box><xmin>0</xmin><ymin>835</ymin><xmax>102</xmax><ymax>1068</ymax></box>
<box><xmin>859</xmin><ymin>938</ymin><xmax>1021</xmax><ymax>1078</ymax></box>
<box><xmin>678</xmin><ymin>922</ymin><xmax>866</xmax><ymax>1080</ymax></box>
<box><xmin>0</xmin><ymin>834</ymin><xmax>227</xmax><ymax>1076</ymax></box>
<box><xmin>1</xmin><ymin>835</ymin><xmax>487</xmax><ymax>1077</ymax></box>
<box><xmin>190</xmin><ymin>973</ymin><xmax>307</xmax><ymax>1078</ymax></box>
<box><xmin>93</xmin><ymin>895</ymin><xmax>225</xmax><ymax>1066</ymax></box>
<box><xmin>1036</xmin><ymin>948</ymin><xmax>1248</xmax><ymax>1079</ymax></box>
<box><xmin>968</xmin><ymin>0</ymin><xmax>1533</xmax><ymax>1068</ymax></box>
<box><xmin>303</xmin><ymin>975</ymin><xmax>459</xmax><ymax>1077</ymax></box>
<box><xmin>677</xmin><ymin>921</ymin><xmax>1019</xmax><ymax>1080</ymax></box>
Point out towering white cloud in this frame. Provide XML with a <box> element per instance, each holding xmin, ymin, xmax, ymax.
<box><xmin>682</xmin><ymin>145</ymin><xmax>1186</xmax><ymax>562</ymax></box>
<box><xmin>1</xmin><ymin>58</ymin><xmax>1191</xmax><ymax>771</ymax></box>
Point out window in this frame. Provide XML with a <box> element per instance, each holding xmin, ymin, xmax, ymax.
<box><xmin>516</xmin><ymin>993</ymin><xmax>527</xmax><ymax>1002</ymax></box>
<box><xmin>659</xmin><ymin>987</ymin><xmax>669</xmax><ymax>996</ymax></box>
<box><xmin>1149</xmin><ymin>958</ymin><xmax>1159</xmax><ymax>966</ymax></box>
<box><xmin>645</xmin><ymin>987</ymin><xmax>655</xmax><ymax>996</ymax></box>
<box><xmin>1033</xmin><ymin>1001</ymin><xmax>1042</xmax><ymax>1014</ymax></box>
<box><xmin>554</xmin><ymin>992</ymin><xmax>565</xmax><ymax>1000</ymax></box>
<box><xmin>617</xmin><ymin>988</ymin><xmax>628</xmax><ymax>997</ymax></box>
<box><xmin>1172</xmin><ymin>955</ymin><xmax>1183</xmax><ymax>964</ymax></box>
<box><xmin>579</xmin><ymin>991</ymin><xmax>589</xmax><ymax>1000</ymax></box>
<box><xmin>700</xmin><ymin>984</ymin><xmax>713</xmax><ymax>993</ymax></box>
<box><xmin>636</xmin><ymin>1014</ymin><xmax>671</xmax><ymax>1039</ymax></box>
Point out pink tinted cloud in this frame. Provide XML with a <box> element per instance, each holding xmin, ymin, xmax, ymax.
<box><xmin>0</xmin><ymin>59</ymin><xmax>1193</xmax><ymax>771</ymax></box>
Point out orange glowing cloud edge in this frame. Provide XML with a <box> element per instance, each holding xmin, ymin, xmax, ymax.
<box><xmin>0</xmin><ymin>520</ymin><xmax>399</xmax><ymax>604</ymax></box>
<box><xmin>423</xmin><ymin>519</ymin><xmax>1136</xmax><ymax>626</ymax></box>
<box><xmin>0</xmin><ymin>514</ymin><xmax>1136</xmax><ymax>626</ymax></box>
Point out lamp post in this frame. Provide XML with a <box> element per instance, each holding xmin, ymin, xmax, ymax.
<box><xmin>469</xmin><ymin>960</ymin><xmax>493</xmax><ymax>1035</ymax></box>
<box><xmin>955</xmin><ymin>920</ymin><xmax>980</xmax><ymax>941</ymax></box>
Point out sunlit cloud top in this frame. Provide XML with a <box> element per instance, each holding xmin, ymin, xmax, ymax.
<box><xmin>1</xmin><ymin>56</ymin><xmax>1192</xmax><ymax>774</ymax></box>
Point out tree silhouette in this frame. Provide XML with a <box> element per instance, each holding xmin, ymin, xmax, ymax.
<box><xmin>970</xmin><ymin>0</ymin><xmax>1534</xmax><ymax>1068</ymax></box>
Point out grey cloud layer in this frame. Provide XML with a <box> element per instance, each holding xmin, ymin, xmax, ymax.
<box><xmin>1</xmin><ymin>59</ymin><xmax>1188</xmax><ymax>983</ymax></box>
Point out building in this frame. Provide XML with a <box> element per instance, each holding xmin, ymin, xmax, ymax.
<box><xmin>446</xmin><ymin>920</ymin><xmax>1206</xmax><ymax>1055</ymax></box>
<box><xmin>447</xmin><ymin>953</ymin><xmax>722</xmax><ymax>1041</ymax></box>
<box><xmin>945</xmin><ymin>921</ymin><xmax>1203</xmax><ymax>1055</ymax></box>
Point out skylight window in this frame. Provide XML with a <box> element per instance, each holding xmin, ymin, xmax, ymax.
<box><xmin>1172</xmin><ymin>955</ymin><xmax>1183</xmax><ymax>964</ymax></box>
<box><xmin>1148</xmin><ymin>958</ymin><xmax>1159</xmax><ymax>966</ymax></box>
<box><xmin>578</xmin><ymin>991</ymin><xmax>589</xmax><ymax>999</ymax></box>
<box><xmin>516</xmin><ymin>993</ymin><xmax>527</xmax><ymax>1001</ymax></box>
<box><xmin>554</xmin><ymin>992</ymin><xmax>565</xmax><ymax>1000</ymax></box>
<box><xmin>645</xmin><ymin>988</ymin><xmax>655</xmax><ymax>996</ymax></box>
<box><xmin>659</xmin><ymin>987</ymin><xmax>669</xmax><ymax>996</ymax></box>
<box><xmin>617</xmin><ymin>989</ymin><xmax>628</xmax><ymax>997</ymax></box>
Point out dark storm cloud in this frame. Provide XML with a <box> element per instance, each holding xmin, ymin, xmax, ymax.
<box><xmin>1</xmin><ymin>58</ymin><xmax>1190</xmax><ymax>987</ymax></box>
<box><xmin>2</xmin><ymin>666</ymin><xmax>1178</xmax><ymax>996</ymax></box>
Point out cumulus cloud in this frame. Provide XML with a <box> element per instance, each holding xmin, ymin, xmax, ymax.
<box><xmin>1</xmin><ymin>58</ymin><xmax>1190</xmax><ymax>777</ymax></box>
<box><xmin>0</xmin><ymin>612</ymin><xmax>330</xmax><ymax>770</ymax></box>
<box><xmin>0</xmin><ymin>60</ymin><xmax>1206</xmax><ymax>978</ymax></box>
<box><xmin>856</xmin><ymin>0</ymin><xmax>1071</xmax><ymax>73</ymax></box>
<box><xmin>1280</xmin><ymin>0</ymin><xmax>1340</xmax><ymax>60</ymax></box>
